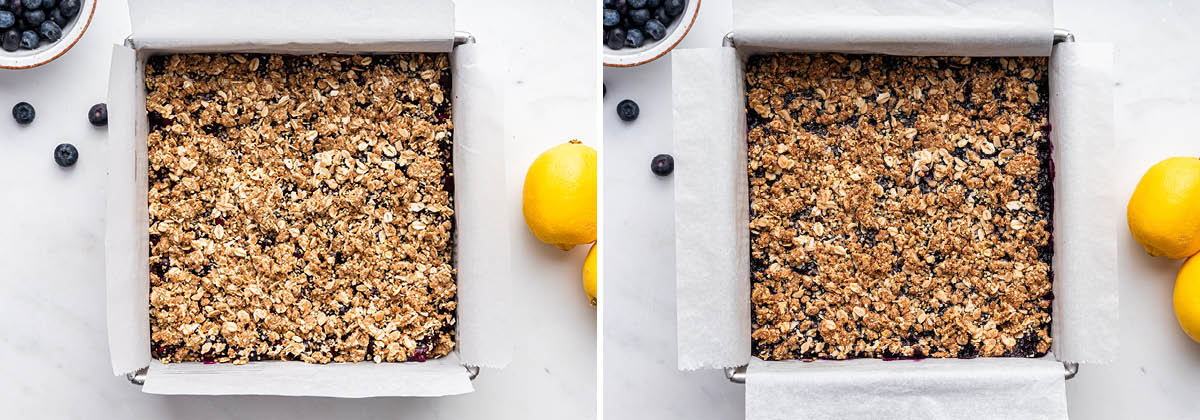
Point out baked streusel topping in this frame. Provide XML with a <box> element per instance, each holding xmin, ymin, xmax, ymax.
<box><xmin>146</xmin><ymin>53</ymin><xmax>456</xmax><ymax>364</ymax></box>
<box><xmin>747</xmin><ymin>54</ymin><xmax>1053</xmax><ymax>360</ymax></box>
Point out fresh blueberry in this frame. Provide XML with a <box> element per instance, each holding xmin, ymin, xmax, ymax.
<box><xmin>0</xmin><ymin>11</ymin><xmax>13</xmax><ymax>29</ymax></box>
<box><xmin>0</xmin><ymin>0</ymin><xmax>10</xmax><ymax>10</ymax></box>
<box><xmin>655</xmin><ymin>6</ymin><xmax>674</xmax><ymax>25</ymax></box>
<box><xmin>625</xmin><ymin>28</ymin><xmax>646</xmax><ymax>48</ymax></box>
<box><xmin>23</xmin><ymin>9</ymin><xmax>43</xmax><ymax>25</ymax></box>
<box><xmin>613</xmin><ymin>0</ymin><xmax>627</xmax><ymax>14</ymax></box>
<box><xmin>12</xmin><ymin>101</ymin><xmax>34</xmax><ymax>124</ymax></box>
<box><xmin>628</xmin><ymin>7</ymin><xmax>650</xmax><ymax>26</ymax></box>
<box><xmin>88</xmin><ymin>103</ymin><xmax>107</xmax><ymax>126</ymax></box>
<box><xmin>650</xmin><ymin>154</ymin><xmax>674</xmax><ymax>176</ymax></box>
<box><xmin>604</xmin><ymin>0</ymin><xmax>614</xmax><ymax>6</ymax></box>
<box><xmin>58</xmin><ymin>0</ymin><xmax>78</xmax><ymax>17</ymax></box>
<box><xmin>37</xmin><ymin>20</ymin><xmax>58</xmax><ymax>41</ymax></box>
<box><xmin>17</xmin><ymin>28</ymin><xmax>35</xmax><ymax>48</ymax></box>
<box><xmin>53</xmin><ymin>143</ymin><xmax>78</xmax><ymax>167</ymax></box>
<box><xmin>1</xmin><ymin>29</ymin><xmax>18</xmax><ymax>51</ymax></box>
<box><xmin>606</xmin><ymin>27</ymin><xmax>625</xmax><ymax>50</ymax></box>
<box><xmin>628</xmin><ymin>0</ymin><xmax>647</xmax><ymax>7</ymax></box>
<box><xmin>603</xmin><ymin>8</ymin><xmax>619</xmax><ymax>27</ymax></box>
<box><xmin>20</xmin><ymin>0</ymin><xmax>39</xmax><ymax>9</ymax></box>
<box><xmin>40</xmin><ymin>0</ymin><xmax>55</xmax><ymax>8</ymax></box>
<box><xmin>646</xmin><ymin>0</ymin><xmax>662</xmax><ymax>7</ymax></box>
<box><xmin>644</xmin><ymin>19</ymin><xmax>666</xmax><ymax>40</ymax></box>
<box><xmin>664</xmin><ymin>0</ymin><xmax>685</xmax><ymax>16</ymax></box>
<box><xmin>48</xmin><ymin>7</ymin><xmax>64</xmax><ymax>26</ymax></box>
<box><xmin>617</xmin><ymin>99</ymin><xmax>639</xmax><ymax>121</ymax></box>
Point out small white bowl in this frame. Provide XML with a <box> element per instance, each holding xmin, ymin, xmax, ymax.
<box><xmin>603</xmin><ymin>0</ymin><xmax>699</xmax><ymax>67</ymax></box>
<box><xmin>0</xmin><ymin>0</ymin><xmax>97</xmax><ymax>70</ymax></box>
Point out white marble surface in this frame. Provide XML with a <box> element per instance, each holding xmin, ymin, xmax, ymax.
<box><xmin>0</xmin><ymin>1</ymin><xmax>597</xmax><ymax>418</ymax></box>
<box><xmin>603</xmin><ymin>0</ymin><xmax>1200</xmax><ymax>418</ymax></box>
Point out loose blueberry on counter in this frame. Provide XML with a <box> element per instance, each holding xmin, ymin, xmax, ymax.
<box><xmin>628</xmin><ymin>0</ymin><xmax>647</xmax><ymax>8</ymax></box>
<box><xmin>17</xmin><ymin>28</ymin><xmax>35</xmax><ymax>49</ymax></box>
<box><xmin>650</xmin><ymin>154</ymin><xmax>674</xmax><ymax>176</ymax></box>
<box><xmin>0</xmin><ymin>11</ymin><xmax>14</xmax><ymax>29</ymax></box>
<box><xmin>603</xmin><ymin>8</ymin><xmax>620</xmax><ymax>27</ymax></box>
<box><xmin>617</xmin><ymin>99</ymin><xmax>639</xmax><ymax>122</ymax></box>
<box><xmin>20</xmin><ymin>0</ymin><xmax>39</xmax><ymax>9</ymax></box>
<box><xmin>644</xmin><ymin>19</ymin><xmax>666</xmax><ymax>40</ymax></box>
<box><xmin>624</xmin><ymin>28</ymin><xmax>645</xmax><ymax>48</ymax></box>
<box><xmin>54</xmin><ymin>143</ymin><xmax>77</xmax><ymax>167</ymax></box>
<box><xmin>22</xmin><ymin>8</ymin><xmax>42</xmax><ymax>25</ymax></box>
<box><xmin>628</xmin><ymin>7</ymin><xmax>650</xmax><ymax>26</ymax></box>
<box><xmin>11</xmin><ymin>102</ymin><xmax>34</xmax><ymax>124</ymax></box>
<box><xmin>1</xmin><ymin>29</ymin><xmax>18</xmax><ymax>51</ymax></box>
<box><xmin>59</xmin><ymin>0</ymin><xmax>78</xmax><ymax>17</ymax></box>
<box><xmin>606</xmin><ymin>27</ymin><xmax>626</xmax><ymax>50</ymax></box>
<box><xmin>37</xmin><ymin>20</ymin><xmax>58</xmax><ymax>42</ymax></box>
<box><xmin>88</xmin><ymin>103</ymin><xmax>107</xmax><ymax>126</ymax></box>
<box><xmin>664</xmin><ymin>0</ymin><xmax>685</xmax><ymax>16</ymax></box>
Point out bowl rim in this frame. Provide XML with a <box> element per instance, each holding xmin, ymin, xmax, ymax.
<box><xmin>0</xmin><ymin>0</ymin><xmax>97</xmax><ymax>70</ymax></box>
<box><xmin>603</xmin><ymin>0</ymin><xmax>700</xmax><ymax>68</ymax></box>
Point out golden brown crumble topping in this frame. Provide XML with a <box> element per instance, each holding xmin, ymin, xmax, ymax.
<box><xmin>146</xmin><ymin>53</ymin><xmax>456</xmax><ymax>364</ymax></box>
<box><xmin>747</xmin><ymin>54</ymin><xmax>1053</xmax><ymax>360</ymax></box>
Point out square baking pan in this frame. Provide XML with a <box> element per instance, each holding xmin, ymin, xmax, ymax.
<box><xmin>671</xmin><ymin>0</ymin><xmax>1116</xmax><ymax>414</ymax></box>
<box><xmin>104</xmin><ymin>0</ymin><xmax>510</xmax><ymax>398</ymax></box>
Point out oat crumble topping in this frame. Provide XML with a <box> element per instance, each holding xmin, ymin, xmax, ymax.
<box><xmin>146</xmin><ymin>53</ymin><xmax>456</xmax><ymax>364</ymax></box>
<box><xmin>747</xmin><ymin>54</ymin><xmax>1053</xmax><ymax>360</ymax></box>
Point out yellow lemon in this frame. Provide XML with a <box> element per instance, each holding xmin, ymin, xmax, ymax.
<box><xmin>522</xmin><ymin>140</ymin><xmax>597</xmax><ymax>251</ymax></box>
<box><xmin>1175</xmin><ymin>255</ymin><xmax>1200</xmax><ymax>342</ymax></box>
<box><xmin>1128</xmin><ymin>157</ymin><xmax>1200</xmax><ymax>259</ymax></box>
<box><xmin>583</xmin><ymin>242</ymin><xmax>597</xmax><ymax>306</ymax></box>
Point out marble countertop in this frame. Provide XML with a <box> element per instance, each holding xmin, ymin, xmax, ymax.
<box><xmin>0</xmin><ymin>1</ymin><xmax>596</xmax><ymax>418</ymax></box>
<box><xmin>603</xmin><ymin>0</ymin><xmax>1200</xmax><ymax>418</ymax></box>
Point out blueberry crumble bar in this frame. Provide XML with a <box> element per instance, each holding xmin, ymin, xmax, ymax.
<box><xmin>747</xmin><ymin>54</ymin><xmax>1053</xmax><ymax>360</ymax></box>
<box><xmin>146</xmin><ymin>53</ymin><xmax>456</xmax><ymax>364</ymax></box>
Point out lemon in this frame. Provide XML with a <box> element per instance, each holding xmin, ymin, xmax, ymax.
<box><xmin>522</xmin><ymin>140</ymin><xmax>597</xmax><ymax>251</ymax></box>
<box><xmin>1127</xmin><ymin>157</ymin><xmax>1200</xmax><ymax>259</ymax></box>
<box><xmin>583</xmin><ymin>242</ymin><xmax>597</xmax><ymax>306</ymax></box>
<box><xmin>1176</xmin><ymin>255</ymin><xmax>1200</xmax><ymax>342</ymax></box>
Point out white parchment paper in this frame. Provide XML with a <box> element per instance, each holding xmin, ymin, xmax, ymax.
<box><xmin>1050</xmin><ymin>42</ymin><xmax>1118</xmax><ymax>364</ymax></box>
<box><xmin>105</xmin><ymin>44</ymin><xmax>150</xmax><ymax>377</ymax></box>
<box><xmin>746</xmin><ymin>358</ymin><xmax>1068</xmax><ymax>420</ymax></box>
<box><xmin>452</xmin><ymin>43</ymin><xmax>513</xmax><ymax>369</ymax></box>
<box><xmin>673</xmin><ymin>47</ymin><xmax>751</xmax><ymax>370</ymax></box>
<box><xmin>105</xmin><ymin>0</ymin><xmax>510</xmax><ymax>397</ymax></box>
<box><xmin>733</xmin><ymin>0</ymin><xmax>1054</xmax><ymax>57</ymax></box>
<box><xmin>127</xmin><ymin>0</ymin><xmax>454</xmax><ymax>53</ymax></box>
<box><xmin>143</xmin><ymin>354</ymin><xmax>472</xmax><ymax>397</ymax></box>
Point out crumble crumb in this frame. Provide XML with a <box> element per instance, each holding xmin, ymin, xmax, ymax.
<box><xmin>746</xmin><ymin>54</ymin><xmax>1053</xmax><ymax>360</ymax></box>
<box><xmin>146</xmin><ymin>53</ymin><xmax>456</xmax><ymax>364</ymax></box>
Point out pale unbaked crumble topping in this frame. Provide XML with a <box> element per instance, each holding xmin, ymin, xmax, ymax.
<box><xmin>747</xmin><ymin>54</ymin><xmax>1053</xmax><ymax>360</ymax></box>
<box><xmin>146</xmin><ymin>53</ymin><xmax>456</xmax><ymax>364</ymax></box>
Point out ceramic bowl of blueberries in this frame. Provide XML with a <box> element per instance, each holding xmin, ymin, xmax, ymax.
<box><xmin>603</xmin><ymin>0</ymin><xmax>698</xmax><ymax>67</ymax></box>
<box><xmin>0</xmin><ymin>0</ymin><xmax>95</xmax><ymax>69</ymax></box>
